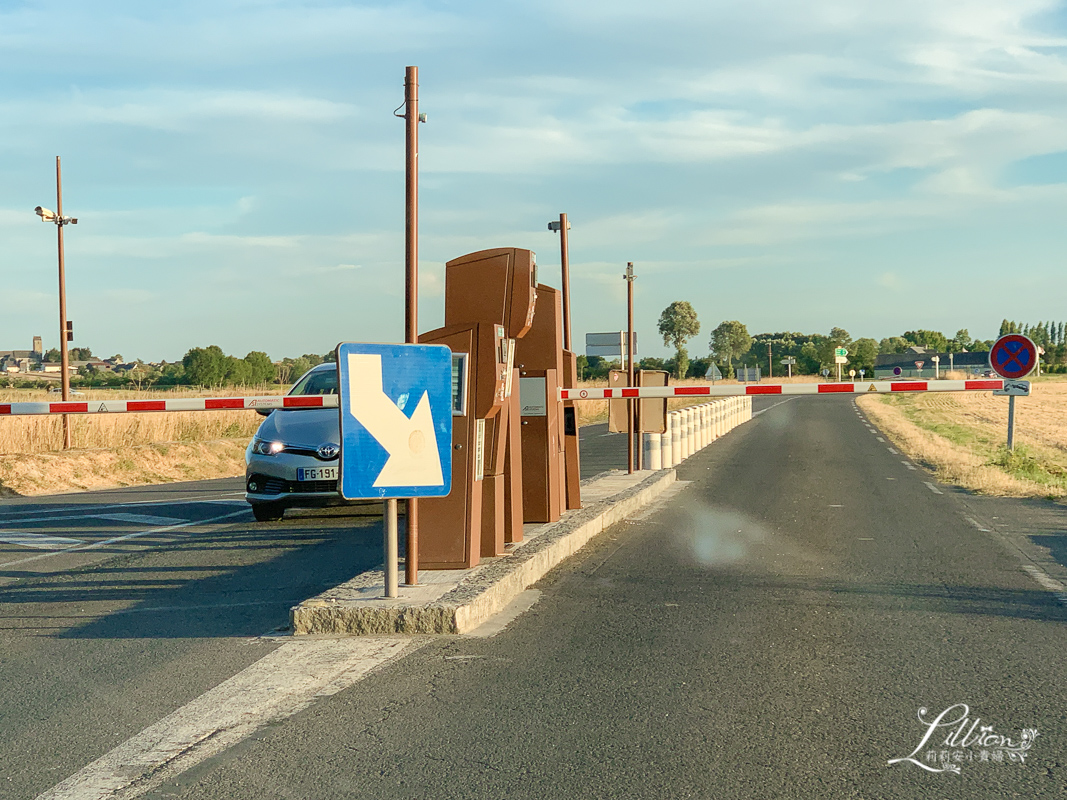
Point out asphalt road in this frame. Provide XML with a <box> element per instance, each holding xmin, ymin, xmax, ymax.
<box><xmin>0</xmin><ymin>412</ymin><xmax>669</xmax><ymax>798</ymax></box>
<box><xmin>5</xmin><ymin>396</ymin><xmax>1067</xmax><ymax>798</ymax></box>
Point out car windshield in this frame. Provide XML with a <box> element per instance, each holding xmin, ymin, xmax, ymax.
<box><xmin>288</xmin><ymin>368</ymin><xmax>338</xmax><ymax>396</ymax></box>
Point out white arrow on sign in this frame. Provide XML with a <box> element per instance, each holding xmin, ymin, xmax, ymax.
<box><xmin>346</xmin><ymin>353</ymin><xmax>444</xmax><ymax>488</ymax></box>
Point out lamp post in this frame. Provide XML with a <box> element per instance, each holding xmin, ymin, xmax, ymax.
<box><xmin>623</xmin><ymin>262</ymin><xmax>636</xmax><ymax>474</ymax></box>
<box><xmin>547</xmin><ymin>214</ymin><xmax>572</xmax><ymax>351</ymax></box>
<box><xmin>35</xmin><ymin>156</ymin><xmax>77</xmax><ymax>450</ymax></box>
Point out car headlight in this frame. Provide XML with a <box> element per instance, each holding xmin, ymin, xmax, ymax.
<box><xmin>251</xmin><ymin>439</ymin><xmax>284</xmax><ymax>456</ymax></box>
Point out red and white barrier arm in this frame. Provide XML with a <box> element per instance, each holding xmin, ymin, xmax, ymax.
<box><xmin>0</xmin><ymin>395</ymin><xmax>340</xmax><ymax>416</ymax></box>
<box><xmin>561</xmin><ymin>379</ymin><xmax>1005</xmax><ymax>400</ymax></box>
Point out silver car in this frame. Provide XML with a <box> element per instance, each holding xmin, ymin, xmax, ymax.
<box><xmin>245</xmin><ymin>363</ymin><xmax>343</xmax><ymax>521</ymax></box>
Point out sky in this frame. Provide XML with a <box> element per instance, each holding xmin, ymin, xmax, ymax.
<box><xmin>1</xmin><ymin>0</ymin><xmax>1066</xmax><ymax>362</ymax></box>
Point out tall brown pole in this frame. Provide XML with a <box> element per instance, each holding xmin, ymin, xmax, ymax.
<box><xmin>56</xmin><ymin>157</ymin><xmax>71</xmax><ymax>450</ymax></box>
<box><xmin>404</xmin><ymin>66</ymin><xmax>420</xmax><ymax>586</ymax></box>
<box><xmin>558</xmin><ymin>213</ymin><xmax>571</xmax><ymax>352</ymax></box>
<box><xmin>625</xmin><ymin>263</ymin><xmax>635</xmax><ymax>474</ymax></box>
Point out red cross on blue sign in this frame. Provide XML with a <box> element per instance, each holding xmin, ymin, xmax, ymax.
<box><xmin>989</xmin><ymin>334</ymin><xmax>1037</xmax><ymax>380</ymax></box>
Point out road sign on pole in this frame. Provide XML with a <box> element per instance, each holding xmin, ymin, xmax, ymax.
<box><xmin>336</xmin><ymin>342</ymin><xmax>453</xmax><ymax>500</ymax></box>
<box><xmin>834</xmin><ymin>347</ymin><xmax>848</xmax><ymax>357</ymax></box>
<box><xmin>989</xmin><ymin>334</ymin><xmax>1038</xmax><ymax>380</ymax></box>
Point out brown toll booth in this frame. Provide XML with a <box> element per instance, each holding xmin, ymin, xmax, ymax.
<box><xmin>418</xmin><ymin>248</ymin><xmax>537</xmax><ymax>568</ymax></box>
<box><xmin>516</xmin><ymin>284</ymin><xmax>570</xmax><ymax>523</ymax></box>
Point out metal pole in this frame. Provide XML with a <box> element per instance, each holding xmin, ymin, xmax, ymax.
<box><xmin>625</xmin><ymin>263</ymin><xmax>635</xmax><ymax>474</ymax></box>
<box><xmin>56</xmin><ymin>157</ymin><xmax>71</xmax><ymax>450</ymax></box>
<box><xmin>558</xmin><ymin>213</ymin><xmax>571</xmax><ymax>352</ymax></box>
<box><xmin>1007</xmin><ymin>395</ymin><xmax>1016</xmax><ymax>452</ymax></box>
<box><xmin>403</xmin><ymin>66</ymin><xmax>420</xmax><ymax>586</ymax></box>
<box><xmin>384</xmin><ymin>499</ymin><xmax>399</xmax><ymax>598</ymax></box>
<box><xmin>767</xmin><ymin>343</ymin><xmax>772</xmax><ymax>380</ymax></box>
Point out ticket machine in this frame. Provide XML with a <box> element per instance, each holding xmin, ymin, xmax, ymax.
<box><xmin>418</xmin><ymin>248</ymin><xmax>537</xmax><ymax>568</ymax></box>
<box><xmin>516</xmin><ymin>284</ymin><xmax>570</xmax><ymax>523</ymax></box>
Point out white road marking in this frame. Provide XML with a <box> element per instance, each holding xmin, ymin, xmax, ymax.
<box><xmin>829</xmin><ymin>504</ymin><xmax>844</xmax><ymax>508</ymax></box>
<box><xmin>0</xmin><ymin>509</ymin><xmax>250</xmax><ymax>569</ymax></box>
<box><xmin>902</xmin><ymin>461</ymin><xmax>917</xmax><ymax>471</ymax></box>
<box><xmin>36</xmin><ymin>637</ymin><xmax>421</xmax><ymax>800</ymax></box>
<box><xmin>752</xmin><ymin>397</ymin><xmax>797</xmax><ymax>417</ymax></box>
<box><xmin>963</xmin><ymin>516</ymin><xmax>991</xmax><ymax>532</ymax></box>
<box><xmin>94</xmin><ymin>513</ymin><xmax>187</xmax><ymax>526</ymax></box>
<box><xmin>0</xmin><ymin>533</ymin><xmax>85</xmax><ymax>549</ymax></box>
<box><xmin>857</xmin><ymin>538</ymin><xmax>874</xmax><ymax>541</ymax></box>
<box><xmin>923</xmin><ymin>482</ymin><xmax>943</xmax><ymax>495</ymax></box>
<box><xmin>1021</xmin><ymin>565</ymin><xmax>1067</xmax><ymax>607</ymax></box>
<box><xmin>0</xmin><ymin>493</ymin><xmax>246</xmax><ymax>521</ymax></box>
<box><xmin>876</xmin><ymin>437</ymin><xmax>885</xmax><ymax>442</ymax></box>
<box><xmin>888</xmin><ymin>447</ymin><xmax>899</xmax><ymax>455</ymax></box>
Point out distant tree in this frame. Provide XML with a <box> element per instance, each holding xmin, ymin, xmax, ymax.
<box><xmin>901</xmin><ymin>329</ymin><xmax>948</xmax><ymax>351</ymax></box>
<box><xmin>949</xmin><ymin>329</ymin><xmax>971</xmax><ymax>352</ymax></box>
<box><xmin>224</xmin><ymin>356</ymin><xmax>252</xmax><ymax>385</ymax></box>
<box><xmin>69</xmin><ymin>347</ymin><xmax>93</xmax><ymax>361</ymax></box>
<box><xmin>850</xmin><ymin>338</ymin><xmax>878</xmax><ymax>373</ymax></box>
<box><xmin>182</xmin><ymin>345</ymin><xmax>227</xmax><ymax>386</ymax></box>
<box><xmin>243</xmin><ymin>351</ymin><xmax>275</xmax><ymax>384</ymax></box>
<box><xmin>878</xmin><ymin>336</ymin><xmax>909</xmax><ymax>354</ymax></box>
<box><xmin>816</xmin><ymin>327</ymin><xmax>852</xmax><ymax>365</ymax></box>
<box><xmin>44</xmin><ymin>348</ymin><xmax>61</xmax><ymax>362</ymax></box>
<box><xmin>709</xmin><ymin>320</ymin><xmax>752</xmax><ymax>375</ymax></box>
<box><xmin>657</xmin><ymin>301</ymin><xmax>701</xmax><ymax>379</ymax></box>
<box><xmin>110</xmin><ymin>354</ymin><xmax>123</xmax><ymax>362</ymax></box>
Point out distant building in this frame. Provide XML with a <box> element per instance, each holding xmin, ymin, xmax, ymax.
<box><xmin>0</xmin><ymin>336</ymin><xmax>45</xmax><ymax>373</ymax></box>
<box><xmin>873</xmin><ymin>347</ymin><xmax>990</xmax><ymax>379</ymax></box>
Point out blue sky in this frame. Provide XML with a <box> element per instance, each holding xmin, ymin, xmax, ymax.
<box><xmin>2</xmin><ymin>0</ymin><xmax>1066</xmax><ymax>362</ymax></box>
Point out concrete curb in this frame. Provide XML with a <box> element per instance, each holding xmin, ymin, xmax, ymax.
<box><xmin>290</xmin><ymin>468</ymin><xmax>677</xmax><ymax>636</ymax></box>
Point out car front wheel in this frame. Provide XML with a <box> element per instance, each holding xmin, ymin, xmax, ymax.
<box><xmin>251</xmin><ymin>503</ymin><xmax>285</xmax><ymax>522</ymax></box>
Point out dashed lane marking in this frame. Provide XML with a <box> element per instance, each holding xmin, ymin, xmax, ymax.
<box><xmin>888</xmin><ymin>447</ymin><xmax>899</xmax><ymax>455</ymax></box>
<box><xmin>964</xmin><ymin>516</ymin><xmax>991</xmax><ymax>532</ymax></box>
<box><xmin>1021</xmin><ymin>565</ymin><xmax>1067</xmax><ymax>608</ymax></box>
<box><xmin>923</xmin><ymin>481</ymin><xmax>943</xmax><ymax>495</ymax></box>
<box><xmin>876</xmin><ymin>437</ymin><xmax>885</xmax><ymax>442</ymax></box>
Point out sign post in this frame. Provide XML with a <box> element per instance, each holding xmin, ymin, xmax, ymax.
<box><xmin>336</xmin><ymin>342</ymin><xmax>453</xmax><ymax>597</ymax></box>
<box><xmin>989</xmin><ymin>334</ymin><xmax>1038</xmax><ymax>452</ymax></box>
<box><xmin>780</xmin><ymin>356</ymin><xmax>796</xmax><ymax>379</ymax></box>
<box><xmin>834</xmin><ymin>348</ymin><xmax>848</xmax><ymax>382</ymax></box>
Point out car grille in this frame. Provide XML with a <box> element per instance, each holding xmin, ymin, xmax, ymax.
<box><xmin>251</xmin><ymin>475</ymin><xmax>338</xmax><ymax>495</ymax></box>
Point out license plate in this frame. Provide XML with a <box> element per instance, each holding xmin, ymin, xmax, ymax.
<box><xmin>296</xmin><ymin>467</ymin><xmax>338</xmax><ymax>481</ymax></box>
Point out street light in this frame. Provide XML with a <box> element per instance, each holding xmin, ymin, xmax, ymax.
<box><xmin>547</xmin><ymin>214</ymin><xmax>573</xmax><ymax>352</ymax></box>
<box><xmin>36</xmin><ymin>156</ymin><xmax>78</xmax><ymax>449</ymax></box>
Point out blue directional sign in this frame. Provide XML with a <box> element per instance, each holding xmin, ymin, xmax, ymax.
<box><xmin>336</xmin><ymin>343</ymin><xmax>453</xmax><ymax>500</ymax></box>
<box><xmin>989</xmin><ymin>334</ymin><xmax>1037</xmax><ymax>380</ymax></box>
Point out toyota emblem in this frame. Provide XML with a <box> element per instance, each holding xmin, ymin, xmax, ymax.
<box><xmin>317</xmin><ymin>443</ymin><xmax>340</xmax><ymax>459</ymax></box>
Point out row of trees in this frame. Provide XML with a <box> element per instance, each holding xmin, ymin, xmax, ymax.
<box><xmin>589</xmin><ymin>300</ymin><xmax>1049</xmax><ymax>380</ymax></box>
<box><xmin>30</xmin><ymin>347</ymin><xmax>339</xmax><ymax>389</ymax></box>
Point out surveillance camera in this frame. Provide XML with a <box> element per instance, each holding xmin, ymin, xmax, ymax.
<box><xmin>35</xmin><ymin>206</ymin><xmax>56</xmax><ymax>220</ymax></box>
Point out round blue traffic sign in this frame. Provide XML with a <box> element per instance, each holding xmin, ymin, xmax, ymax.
<box><xmin>989</xmin><ymin>334</ymin><xmax>1037</xmax><ymax>380</ymax></box>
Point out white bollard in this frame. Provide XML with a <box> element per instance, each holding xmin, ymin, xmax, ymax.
<box><xmin>702</xmin><ymin>404</ymin><xmax>710</xmax><ymax>448</ymax></box>
<box><xmin>661</xmin><ymin>422</ymin><xmax>673</xmax><ymax>468</ymax></box>
<box><xmin>644</xmin><ymin>432</ymin><xmax>662</xmax><ymax>470</ymax></box>
<box><xmin>671</xmin><ymin>412</ymin><xmax>682</xmax><ymax>466</ymax></box>
<box><xmin>681</xmin><ymin>408</ymin><xmax>690</xmax><ymax>460</ymax></box>
<box><xmin>698</xmin><ymin>404</ymin><xmax>707</xmax><ymax>450</ymax></box>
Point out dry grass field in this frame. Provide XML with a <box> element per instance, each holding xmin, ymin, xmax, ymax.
<box><xmin>0</xmin><ymin>386</ymin><xmax>280</xmax><ymax>496</ymax></box>
<box><xmin>857</xmin><ymin>377</ymin><xmax>1067</xmax><ymax>499</ymax></box>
